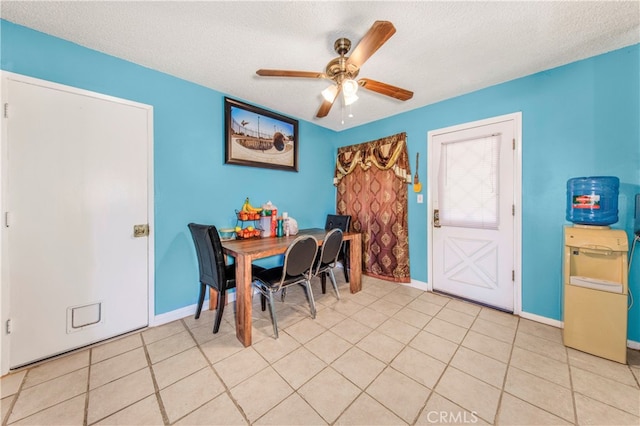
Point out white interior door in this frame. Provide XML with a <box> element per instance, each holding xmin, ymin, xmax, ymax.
<box><xmin>430</xmin><ymin>116</ymin><xmax>517</xmax><ymax>311</ymax></box>
<box><xmin>4</xmin><ymin>75</ymin><xmax>152</xmax><ymax>368</ymax></box>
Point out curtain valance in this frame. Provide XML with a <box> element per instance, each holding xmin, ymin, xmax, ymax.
<box><xmin>333</xmin><ymin>132</ymin><xmax>411</xmax><ymax>186</ymax></box>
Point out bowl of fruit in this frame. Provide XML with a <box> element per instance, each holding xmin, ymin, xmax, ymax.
<box><xmin>237</xmin><ymin>210</ymin><xmax>261</xmax><ymax>221</ymax></box>
<box><xmin>235</xmin><ymin>225</ymin><xmax>261</xmax><ymax>239</ymax></box>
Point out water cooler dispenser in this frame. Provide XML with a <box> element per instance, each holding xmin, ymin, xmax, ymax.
<box><xmin>563</xmin><ymin>176</ymin><xmax>628</xmax><ymax>364</ymax></box>
<box><xmin>563</xmin><ymin>226</ymin><xmax>628</xmax><ymax>363</ymax></box>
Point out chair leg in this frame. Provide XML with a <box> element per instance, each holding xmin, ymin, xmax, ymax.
<box><xmin>328</xmin><ymin>268</ymin><xmax>340</xmax><ymax>300</ymax></box>
<box><xmin>343</xmin><ymin>245</ymin><xmax>350</xmax><ymax>283</ymax></box>
<box><xmin>281</xmin><ymin>288</ymin><xmax>287</xmax><ymax>302</ymax></box>
<box><xmin>213</xmin><ymin>289</ymin><xmax>225</xmax><ymax>334</ymax></box>
<box><xmin>195</xmin><ymin>283</ymin><xmax>206</xmax><ymax>319</ymax></box>
<box><xmin>267</xmin><ymin>292</ymin><xmax>279</xmax><ymax>338</ymax></box>
<box><xmin>303</xmin><ymin>280</ymin><xmax>317</xmax><ymax>319</ymax></box>
<box><xmin>260</xmin><ymin>293</ymin><xmax>267</xmax><ymax>311</ymax></box>
<box><xmin>321</xmin><ymin>272</ymin><xmax>327</xmax><ymax>294</ymax></box>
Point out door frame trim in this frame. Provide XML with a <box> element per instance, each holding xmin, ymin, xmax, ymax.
<box><xmin>0</xmin><ymin>71</ymin><xmax>155</xmax><ymax>375</ymax></box>
<box><xmin>426</xmin><ymin>112</ymin><xmax>522</xmax><ymax>314</ymax></box>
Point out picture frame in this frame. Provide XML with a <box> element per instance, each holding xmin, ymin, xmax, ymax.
<box><xmin>224</xmin><ymin>97</ymin><xmax>299</xmax><ymax>172</ymax></box>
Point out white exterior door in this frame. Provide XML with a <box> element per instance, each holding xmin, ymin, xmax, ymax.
<box><xmin>3</xmin><ymin>74</ymin><xmax>153</xmax><ymax>368</ymax></box>
<box><xmin>429</xmin><ymin>115</ymin><xmax>518</xmax><ymax>311</ymax></box>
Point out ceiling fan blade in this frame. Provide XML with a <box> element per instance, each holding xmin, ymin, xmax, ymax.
<box><xmin>316</xmin><ymin>85</ymin><xmax>342</xmax><ymax>118</ymax></box>
<box><xmin>316</xmin><ymin>100</ymin><xmax>333</xmax><ymax>118</ymax></box>
<box><xmin>358</xmin><ymin>78</ymin><xmax>413</xmax><ymax>101</ymax></box>
<box><xmin>346</xmin><ymin>21</ymin><xmax>396</xmax><ymax>70</ymax></box>
<box><xmin>256</xmin><ymin>69</ymin><xmax>325</xmax><ymax>79</ymax></box>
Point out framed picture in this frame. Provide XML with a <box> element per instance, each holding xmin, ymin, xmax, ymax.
<box><xmin>224</xmin><ymin>97</ymin><xmax>299</xmax><ymax>172</ymax></box>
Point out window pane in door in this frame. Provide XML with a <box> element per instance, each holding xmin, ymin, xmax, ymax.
<box><xmin>438</xmin><ymin>135</ymin><xmax>500</xmax><ymax>229</ymax></box>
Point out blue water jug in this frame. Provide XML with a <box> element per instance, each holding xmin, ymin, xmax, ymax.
<box><xmin>566</xmin><ymin>176</ymin><xmax>619</xmax><ymax>225</ymax></box>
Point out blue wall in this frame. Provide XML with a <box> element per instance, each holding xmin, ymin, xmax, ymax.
<box><xmin>2</xmin><ymin>20</ymin><xmax>638</xmax><ymax>341</ymax></box>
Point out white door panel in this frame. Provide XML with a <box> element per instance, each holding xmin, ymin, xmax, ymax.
<box><xmin>5</xmin><ymin>76</ymin><xmax>151</xmax><ymax>367</ymax></box>
<box><xmin>431</xmin><ymin>118</ymin><xmax>516</xmax><ymax>311</ymax></box>
<box><xmin>443</xmin><ymin>237</ymin><xmax>498</xmax><ymax>288</ymax></box>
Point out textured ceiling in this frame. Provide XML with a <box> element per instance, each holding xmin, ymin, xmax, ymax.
<box><xmin>2</xmin><ymin>1</ymin><xmax>639</xmax><ymax>131</ymax></box>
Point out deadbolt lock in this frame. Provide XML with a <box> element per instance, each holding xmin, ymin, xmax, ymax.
<box><xmin>133</xmin><ymin>224</ymin><xmax>149</xmax><ymax>238</ymax></box>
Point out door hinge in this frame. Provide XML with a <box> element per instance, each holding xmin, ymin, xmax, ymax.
<box><xmin>512</xmin><ymin>205</ymin><xmax>515</xmax><ymax>216</ymax></box>
<box><xmin>512</xmin><ymin>270</ymin><xmax>515</xmax><ymax>281</ymax></box>
<box><xmin>3</xmin><ymin>103</ymin><xmax>8</xmax><ymax>119</ymax></box>
<box><xmin>6</xmin><ymin>318</ymin><xmax>12</xmax><ymax>334</ymax></box>
<box><xmin>512</xmin><ymin>138</ymin><xmax>515</xmax><ymax>150</ymax></box>
<box><xmin>5</xmin><ymin>212</ymin><xmax>11</xmax><ymax>228</ymax></box>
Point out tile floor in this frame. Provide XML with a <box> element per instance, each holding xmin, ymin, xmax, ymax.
<box><xmin>2</xmin><ymin>274</ymin><xmax>639</xmax><ymax>425</ymax></box>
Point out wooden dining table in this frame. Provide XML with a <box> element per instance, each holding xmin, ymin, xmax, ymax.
<box><xmin>220</xmin><ymin>228</ymin><xmax>362</xmax><ymax>346</ymax></box>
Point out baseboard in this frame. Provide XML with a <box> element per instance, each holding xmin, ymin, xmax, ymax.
<box><xmin>406</xmin><ymin>279</ymin><xmax>429</xmax><ymax>291</ymax></box>
<box><xmin>519</xmin><ymin>311</ymin><xmax>563</xmax><ymax>329</ymax></box>
<box><xmin>151</xmin><ymin>304</ymin><xmax>197</xmax><ymax>326</ymax></box>
<box><xmin>150</xmin><ymin>290</ymin><xmax>241</xmax><ymax>327</ymax></box>
<box><xmin>627</xmin><ymin>340</ymin><xmax>640</xmax><ymax>350</ymax></box>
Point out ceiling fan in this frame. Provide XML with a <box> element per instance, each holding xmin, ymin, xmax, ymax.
<box><xmin>256</xmin><ymin>21</ymin><xmax>413</xmax><ymax>119</ymax></box>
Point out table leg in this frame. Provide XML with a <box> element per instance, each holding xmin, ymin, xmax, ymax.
<box><xmin>349</xmin><ymin>233</ymin><xmax>362</xmax><ymax>293</ymax></box>
<box><xmin>235</xmin><ymin>256</ymin><xmax>253</xmax><ymax>346</ymax></box>
<box><xmin>208</xmin><ymin>289</ymin><xmax>219</xmax><ymax>311</ymax></box>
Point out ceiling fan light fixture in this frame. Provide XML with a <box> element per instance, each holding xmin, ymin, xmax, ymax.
<box><xmin>343</xmin><ymin>92</ymin><xmax>358</xmax><ymax>106</ymax></box>
<box><xmin>321</xmin><ymin>84</ymin><xmax>339</xmax><ymax>102</ymax></box>
<box><xmin>342</xmin><ymin>79</ymin><xmax>359</xmax><ymax>97</ymax></box>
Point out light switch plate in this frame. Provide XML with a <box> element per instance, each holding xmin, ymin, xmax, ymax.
<box><xmin>417</xmin><ymin>194</ymin><xmax>424</xmax><ymax>203</ymax></box>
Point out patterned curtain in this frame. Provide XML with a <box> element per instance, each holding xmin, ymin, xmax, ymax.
<box><xmin>334</xmin><ymin>132</ymin><xmax>411</xmax><ymax>283</ymax></box>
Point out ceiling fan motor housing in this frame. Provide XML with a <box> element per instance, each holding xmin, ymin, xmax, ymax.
<box><xmin>326</xmin><ymin>38</ymin><xmax>360</xmax><ymax>83</ymax></box>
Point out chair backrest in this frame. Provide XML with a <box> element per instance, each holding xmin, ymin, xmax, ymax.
<box><xmin>188</xmin><ymin>223</ymin><xmax>226</xmax><ymax>291</ymax></box>
<box><xmin>282</xmin><ymin>235</ymin><xmax>318</xmax><ymax>280</ymax></box>
<box><xmin>316</xmin><ymin>228</ymin><xmax>344</xmax><ymax>273</ymax></box>
<box><xmin>325</xmin><ymin>214</ymin><xmax>351</xmax><ymax>232</ymax></box>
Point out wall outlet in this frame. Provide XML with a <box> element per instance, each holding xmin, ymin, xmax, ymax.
<box><xmin>417</xmin><ymin>194</ymin><xmax>424</xmax><ymax>204</ymax></box>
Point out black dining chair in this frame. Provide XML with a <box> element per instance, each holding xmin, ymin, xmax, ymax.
<box><xmin>188</xmin><ymin>223</ymin><xmax>264</xmax><ymax>334</ymax></box>
<box><xmin>325</xmin><ymin>214</ymin><xmax>351</xmax><ymax>283</ymax></box>
<box><xmin>313</xmin><ymin>228</ymin><xmax>344</xmax><ymax>299</ymax></box>
<box><xmin>253</xmin><ymin>235</ymin><xmax>319</xmax><ymax>338</ymax></box>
